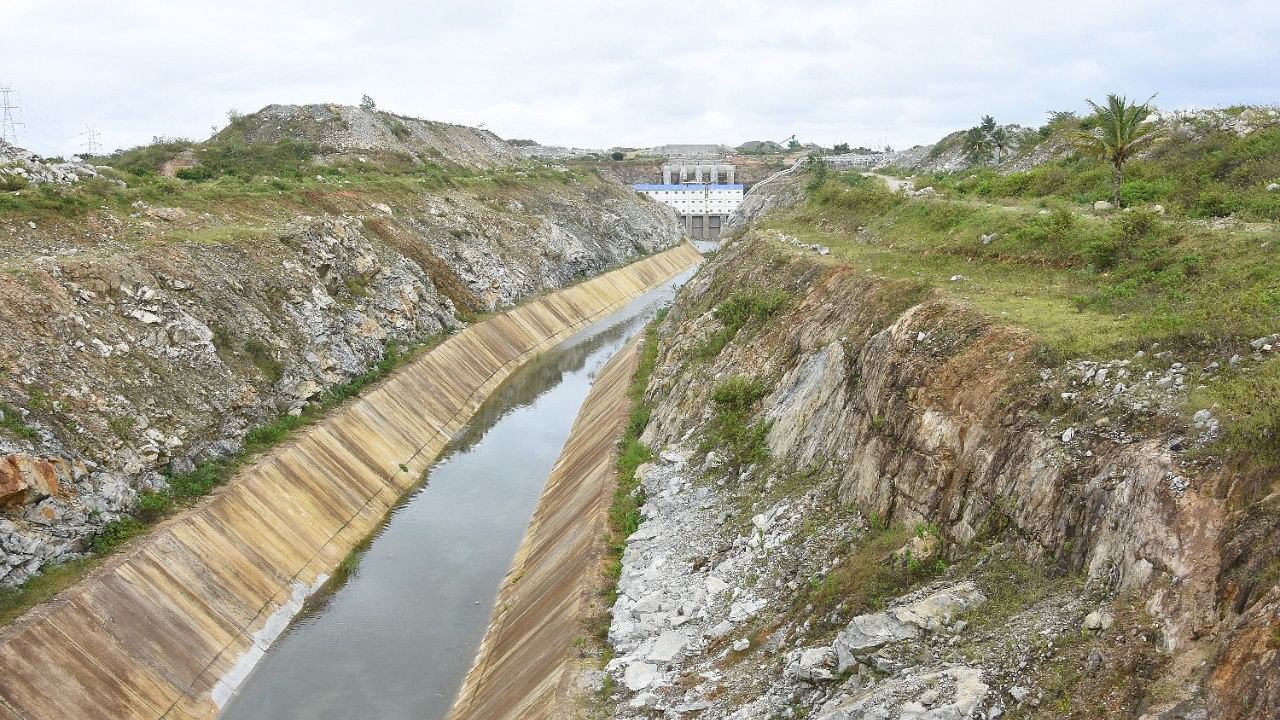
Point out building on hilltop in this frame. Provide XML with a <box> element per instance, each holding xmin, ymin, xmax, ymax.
<box><xmin>649</xmin><ymin>143</ymin><xmax>731</xmax><ymax>158</ymax></box>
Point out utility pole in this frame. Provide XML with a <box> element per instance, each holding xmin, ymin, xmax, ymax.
<box><xmin>0</xmin><ymin>85</ymin><xmax>24</xmax><ymax>145</ymax></box>
<box><xmin>82</xmin><ymin>125</ymin><xmax>101</xmax><ymax>157</ymax></box>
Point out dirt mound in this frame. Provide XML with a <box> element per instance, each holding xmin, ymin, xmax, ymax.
<box><xmin>216</xmin><ymin>103</ymin><xmax>518</xmax><ymax>167</ymax></box>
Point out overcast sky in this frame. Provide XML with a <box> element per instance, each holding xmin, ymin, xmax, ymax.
<box><xmin>6</xmin><ymin>0</ymin><xmax>1280</xmax><ymax>157</ymax></box>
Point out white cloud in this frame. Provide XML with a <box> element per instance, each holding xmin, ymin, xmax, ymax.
<box><xmin>5</xmin><ymin>0</ymin><xmax>1280</xmax><ymax>156</ymax></box>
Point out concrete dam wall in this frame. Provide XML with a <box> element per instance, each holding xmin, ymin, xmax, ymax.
<box><xmin>449</xmin><ymin>335</ymin><xmax>641</xmax><ymax>720</ymax></box>
<box><xmin>0</xmin><ymin>242</ymin><xmax>701</xmax><ymax>720</ymax></box>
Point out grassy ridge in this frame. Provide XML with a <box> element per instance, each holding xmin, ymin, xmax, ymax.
<box><xmin>1</xmin><ymin>134</ymin><xmax>585</xmax><ymax>222</ymax></box>
<box><xmin>788</xmin><ymin>174</ymin><xmax>1277</xmax><ymax>357</ymax></box>
<box><xmin>911</xmin><ymin>115</ymin><xmax>1280</xmax><ymax>221</ymax></box>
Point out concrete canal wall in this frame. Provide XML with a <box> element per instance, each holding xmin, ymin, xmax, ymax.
<box><xmin>449</xmin><ymin>334</ymin><xmax>640</xmax><ymax>720</ymax></box>
<box><xmin>0</xmin><ymin>242</ymin><xmax>701</xmax><ymax>720</ymax></box>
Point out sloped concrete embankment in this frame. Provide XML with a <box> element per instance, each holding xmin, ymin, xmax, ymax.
<box><xmin>0</xmin><ymin>243</ymin><xmax>701</xmax><ymax>720</ymax></box>
<box><xmin>449</xmin><ymin>335</ymin><xmax>641</xmax><ymax>720</ymax></box>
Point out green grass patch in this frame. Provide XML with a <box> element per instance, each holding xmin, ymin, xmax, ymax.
<box><xmin>603</xmin><ymin>316</ymin><xmax>666</xmax><ymax>604</ymax></box>
<box><xmin>775</xmin><ymin>174</ymin><xmax>1280</xmax><ymax>360</ymax></box>
<box><xmin>242</xmin><ymin>338</ymin><xmax>284</xmax><ymax>383</ymax></box>
<box><xmin>693</xmin><ymin>290</ymin><xmax>789</xmax><ymax>361</ymax></box>
<box><xmin>0</xmin><ymin>557</ymin><xmax>96</xmax><ymax>625</ymax></box>
<box><xmin>790</xmin><ymin>519</ymin><xmax>947</xmax><ymax>640</ymax></box>
<box><xmin>701</xmin><ymin>377</ymin><xmax>772</xmax><ymax>470</ymax></box>
<box><xmin>1190</xmin><ymin>357</ymin><xmax>1280</xmax><ymax>501</ymax></box>
<box><xmin>0</xmin><ymin>401</ymin><xmax>37</xmax><ymax>440</ymax></box>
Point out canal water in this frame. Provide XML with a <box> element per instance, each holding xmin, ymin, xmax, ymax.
<box><xmin>219</xmin><ymin>266</ymin><xmax>696</xmax><ymax>720</ymax></box>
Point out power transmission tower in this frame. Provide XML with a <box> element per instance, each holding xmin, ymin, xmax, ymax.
<box><xmin>82</xmin><ymin>125</ymin><xmax>101</xmax><ymax>157</ymax></box>
<box><xmin>0</xmin><ymin>85</ymin><xmax>24</xmax><ymax>144</ymax></box>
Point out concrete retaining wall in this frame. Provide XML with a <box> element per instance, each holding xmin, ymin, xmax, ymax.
<box><xmin>448</xmin><ymin>333</ymin><xmax>641</xmax><ymax>720</ymax></box>
<box><xmin>0</xmin><ymin>242</ymin><xmax>701</xmax><ymax>720</ymax></box>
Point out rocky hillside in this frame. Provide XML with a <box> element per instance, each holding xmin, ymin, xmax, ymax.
<box><xmin>218</xmin><ymin>103</ymin><xmax>518</xmax><ymax>167</ymax></box>
<box><xmin>0</xmin><ymin>127</ymin><xmax>683</xmax><ymax>589</ymax></box>
<box><xmin>591</xmin><ymin>226</ymin><xmax>1276</xmax><ymax>718</ymax></box>
<box><xmin>878</xmin><ymin>105</ymin><xmax>1280</xmax><ymax>177</ymax></box>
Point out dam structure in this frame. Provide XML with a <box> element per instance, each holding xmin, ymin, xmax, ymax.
<box><xmin>633</xmin><ymin>169</ymin><xmax>743</xmax><ymax>240</ymax></box>
<box><xmin>0</xmin><ymin>243</ymin><xmax>701</xmax><ymax>720</ymax></box>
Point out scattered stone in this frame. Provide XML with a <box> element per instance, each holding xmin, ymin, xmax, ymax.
<box><xmin>623</xmin><ymin>662</ymin><xmax>658</xmax><ymax>691</ymax></box>
<box><xmin>732</xmin><ymin>638</ymin><xmax>750</xmax><ymax>652</ymax></box>
<box><xmin>144</xmin><ymin>207</ymin><xmax>186</xmax><ymax>222</ymax></box>
<box><xmin>1083</xmin><ymin>610</ymin><xmax>1115</xmax><ymax>631</ymax></box>
<box><xmin>1093</xmin><ymin>200</ymin><xmax>1114</xmax><ymax>211</ymax></box>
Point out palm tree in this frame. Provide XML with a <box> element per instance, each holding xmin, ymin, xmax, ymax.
<box><xmin>1075</xmin><ymin>94</ymin><xmax>1161</xmax><ymax>206</ymax></box>
<box><xmin>963</xmin><ymin>126</ymin><xmax>992</xmax><ymax>164</ymax></box>
<box><xmin>990</xmin><ymin>126</ymin><xmax>1009</xmax><ymax>163</ymax></box>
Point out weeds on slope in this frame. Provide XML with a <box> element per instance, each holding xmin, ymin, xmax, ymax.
<box><xmin>94</xmin><ymin>337</ymin><xmax>441</xmax><ymax>548</ymax></box>
<box><xmin>603</xmin><ymin>310</ymin><xmax>666</xmax><ymax>604</ymax></box>
<box><xmin>692</xmin><ymin>290</ymin><xmax>789</xmax><ymax>361</ymax></box>
<box><xmin>778</xmin><ymin>173</ymin><xmax>1280</xmax><ymax>487</ymax></box>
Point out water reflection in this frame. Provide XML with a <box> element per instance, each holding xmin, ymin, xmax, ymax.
<box><xmin>219</xmin><ymin>269</ymin><xmax>692</xmax><ymax>720</ymax></box>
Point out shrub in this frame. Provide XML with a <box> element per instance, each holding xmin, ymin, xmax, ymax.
<box><xmin>0</xmin><ymin>402</ymin><xmax>36</xmax><ymax>440</ymax></box>
<box><xmin>242</xmin><ymin>338</ymin><xmax>283</xmax><ymax>382</ymax></box>
<box><xmin>704</xmin><ymin>377</ymin><xmax>771</xmax><ymax>469</ymax></box>
<box><xmin>388</xmin><ymin>121</ymin><xmax>411</xmax><ymax>141</ymax></box>
<box><xmin>694</xmin><ymin>290</ymin><xmax>789</xmax><ymax>360</ymax></box>
<box><xmin>90</xmin><ymin>518</ymin><xmax>146</xmax><ymax>554</ymax></box>
<box><xmin>105</xmin><ymin>139</ymin><xmax>196</xmax><ymax>176</ymax></box>
<box><xmin>0</xmin><ymin>173</ymin><xmax>29</xmax><ymax>192</ymax></box>
<box><xmin>175</xmin><ymin>165</ymin><xmax>214</xmax><ymax>181</ymax></box>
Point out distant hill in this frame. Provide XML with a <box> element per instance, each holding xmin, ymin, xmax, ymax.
<box><xmin>214</xmin><ymin>104</ymin><xmax>518</xmax><ymax>167</ymax></box>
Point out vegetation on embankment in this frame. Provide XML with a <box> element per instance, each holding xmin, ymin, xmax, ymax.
<box><xmin>1</xmin><ymin>120</ymin><xmax>587</xmax><ymax>224</ymax></box>
<box><xmin>603</xmin><ymin>311</ymin><xmax>666</xmax><ymax>603</ymax></box>
<box><xmin>769</xmin><ymin>168</ymin><xmax>1279</xmax><ymax>498</ymax></box>
<box><xmin>912</xmin><ymin>113</ymin><xmax>1280</xmax><ymax>221</ymax></box>
<box><xmin>0</xmin><ymin>337</ymin><xmax>438</xmax><ymax>625</ymax></box>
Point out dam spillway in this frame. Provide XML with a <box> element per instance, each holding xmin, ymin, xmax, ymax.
<box><xmin>0</xmin><ymin>243</ymin><xmax>701</xmax><ymax>720</ymax></box>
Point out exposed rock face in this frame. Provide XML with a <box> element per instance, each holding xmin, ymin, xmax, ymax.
<box><xmin>0</xmin><ymin>175</ymin><xmax>682</xmax><ymax>584</ymax></box>
<box><xmin>723</xmin><ymin>168</ymin><xmax>806</xmax><ymax>235</ymax></box>
<box><xmin>601</xmin><ymin>232</ymin><xmax>1274</xmax><ymax>718</ymax></box>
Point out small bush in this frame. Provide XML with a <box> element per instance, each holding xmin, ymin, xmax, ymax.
<box><xmin>90</xmin><ymin>518</ymin><xmax>146</xmax><ymax>554</ymax></box>
<box><xmin>704</xmin><ymin>377</ymin><xmax>772</xmax><ymax>469</ymax></box>
<box><xmin>0</xmin><ymin>173</ymin><xmax>29</xmax><ymax>192</ymax></box>
<box><xmin>694</xmin><ymin>290</ymin><xmax>789</xmax><ymax>360</ymax></box>
<box><xmin>175</xmin><ymin>165</ymin><xmax>214</xmax><ymax>181</ymax></box>
<box><xmin>242</xmin><ymin>338</ymin><xmax>283</xmax><ymax>382</ymax></box>
<box><xmin>0</xmin><ymin>402</ymin><xmax>37</xmax><ymax>440</ymax></box>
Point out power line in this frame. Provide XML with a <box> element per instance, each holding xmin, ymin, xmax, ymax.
<box><xmin>82</xmin><ymin>125</ymin><xmax>101</xmax><ymax>157</ymax></box>
<box><xmin>0</xmin><ymin>85</ymin><xmax>24</xmax><ymax>145</ymax></box>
